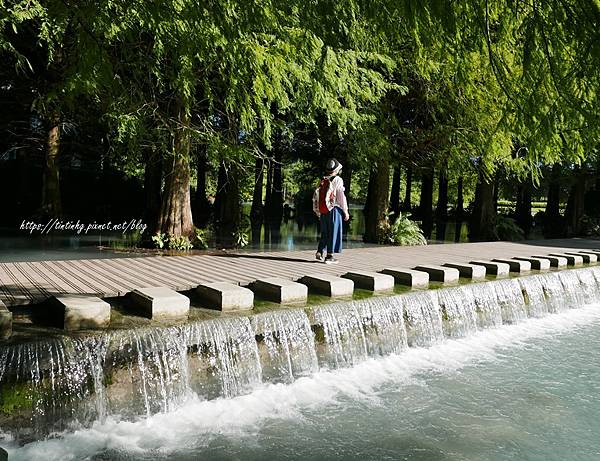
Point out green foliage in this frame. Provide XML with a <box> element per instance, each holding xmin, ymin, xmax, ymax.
<box><xmin>495</xmin><ymin>216</ymin><xmax>525</xmax><ymax>241</ymax></box>
<box><xmin>151</xmin><ymin>233</ymin><xmax>167</xmax><ymax>249</ymax></box>
<box><xmin>193</xmin><ymin>227</ymin><xmax>209</xmax><ymax>250</ymax></box>
<box><xmin>168</xmin><ymin>235</ymin><xmax>193</xmax><ymax>251</ymax></box>
<box><xmin>381</xmin><ymin>213</ymin><xmax>428</xmax><ymax>246</ymax></box>
<box><xmin>234</xmin><ymin>230</ymin><xmax>249</xmax><ymax>248</ymax></box>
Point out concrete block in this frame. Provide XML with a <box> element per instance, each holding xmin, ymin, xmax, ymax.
<box><xmin>442</xmin><ymin>263</ymin><xmax>486</xmax><ymax>280</ymax></box>
<box><xmin>380</xmin><ymin>268</ymin><xmax>429</xmax><ymax>288</ymax></box>
<box><xmin>512</xmin><ymin>257</ymin><xmax>551</xmax><ymax>271</ymax></box>
<box><xmin>129</xmin><ymin>287</ymin><xmax>190</xmax><ymax>319</ymax></box>
<box><xmin>469</xmin><ymin>260</ymin><xmax>510</xmax><ymax>277</ymax></box>
<box><xmin>492</xmin><ymin>258</ymin><xmax>532</xmax><ymax>273</ymax></box>
<box><xmin>51</xmin><ymin>295</ymin><xmax>111</xmax><ymax>331</ymax></box>
<box><xmin>252</xmin><ymin>277</ymin><xmax>308</xmax><ymax>304</ymax></box>
<box><xmin>196</xmin><ymin>282</ymin><xmax>254</xmax><ymax>311</ymax></box>
<box><xmin>299</xmin><ymin>274</ymin><xmax>354</xmax><ymax>297</ymax></box>
<box><xmin>566</xmin><ymin>252</ymin><xmax>597</xmax><ymax>263</ymax></box>
<box><xmin>342</xmin><ymin>271</ymin><xmax>395</xmax><ymax>292</ymax></box>
<box><xmin>0</xmin><ymin>300</ymin><xmax>12</xmax><ymax>340</ymax></box>
<box><xmin>549</xmin><ymin>253</ymin><xmax>583</xmax><ymax>266</ymax></box>
<box><xmin>413</xmin><ymin>265</ymin><xmax>459</xmax><ymax>283</ymax></box>
<box><xmin>532</xmin><ymin>254</ymin><xmax>567</xmax><ymax>268</ymax></box>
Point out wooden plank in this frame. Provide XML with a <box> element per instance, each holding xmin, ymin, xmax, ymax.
<box><xmin>26</xmin><ymin>261</ymin><xmax>70</xmax><ymax>294</ymax></box>
<box><xmin>0</xmin><ymin>263</ymin><xmax>35</xmax><ymax>305</ymax></box>
<box><xmin>51</xmin><ymin>260</ymin><xmax>118</xmax><ymax>297</ymax></box>
<box><xmin>37</xmin><ymin>261</ymin><xmax>91</xmax><ymax>295</ymax></box>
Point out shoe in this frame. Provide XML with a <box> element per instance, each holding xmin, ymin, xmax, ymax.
<box><xmin>324</xmin><ymin>254</ymin><xmax>338</xmax><ymax>264</ymax></box>
<box><xmin>315</xmin><ymin>252</ymin><xmax>324</xmax><ymax>261</ymax></box>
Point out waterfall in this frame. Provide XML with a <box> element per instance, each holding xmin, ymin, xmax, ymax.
<box><xmin>437</xmin><ymin>287</ymin><xmax>478</xmax><ymax>338</ymax></box>
<box><xmin>519</xmin><ymin>276</ymin><xmax>550</xmax><ymax>318</ymax></box>
<box><xmin>493</xmin><ymin>279</ymin><xmax>528</xmax><ymax>323</ymax></box>
<box><xmin>311</xmin><ymin>297</ymin><xmax>408</xmax><ymax>368</ymax></box>
<box><xmin>250</xmin><ymin>309</ymin><xmax>318</xmax><ymax>383</ymax></box>
<box><xmin>2</xmin><ymin>266</ymin><xmax>600</xmax><ymax>442</ymax></box>
<box><xmin>183</xmin><ymin>317</ymin><xmax>262</xmax><ymax>400</ymax></box>
<box><xmin>467</xmin><ymin>282</ymin><xmax>503</xmax><ymax>328</ymax></box>
<box><xmin>533</xmin><ymin>272</ymin><xmax>566</xmax><ymax>313</ymax></box>
<box><xmin>402</xmin><ymin>291</ymin><xmax>444</xmax><ymax>347</ymax></box>
<box><xmin>558</xmin><ymin>270</ymin><xmax>586</xmax><ymax>307</ymax></box>
<box><xmin>0</xmin><ymin>336</ymin><xmax>108</xmax><ymax>435</ymax></box>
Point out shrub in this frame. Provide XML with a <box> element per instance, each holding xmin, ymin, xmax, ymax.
<box><xmin>167</xmin><ymin>235</ymin><xmax>193</xmax><ymax>251</ymax></box>
<box><xmin>382</xmin><ymin>213</ymin><xmax>427</xmax><ymax>246</ymax></box>
<box><xmin>193</xmin><ymin>227</ymin><xmax>209</xmax><ymax>249</ymax></box>
<box><xmin>495</xmin><ymin>215</ymin><xmax>524</xmax><ymax>241</ymax></box>
<box><xmin>151</xmin><ymin>232</ymin><xmax>167</xmax><ymax>249</ymax></box>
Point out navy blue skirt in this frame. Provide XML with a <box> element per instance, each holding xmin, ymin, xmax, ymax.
<box><xmin>318</xmin><ymin>206</ymin><xmax>343</xmax><ymax>254</ymax></box>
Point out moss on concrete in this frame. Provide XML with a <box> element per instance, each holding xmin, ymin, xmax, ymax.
<box><xmin>0</xmin><ymin>382</ymin><xmax>33</xmax><ymax>416</ymax></box>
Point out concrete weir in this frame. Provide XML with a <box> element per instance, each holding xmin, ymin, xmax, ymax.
<box><xmin>492</xmin><ymin>258</ymin><xmax>531</xmax><ymax>273</ymax></box>
<box><xmin>299</xmin><ymin>274</ymin><xmax>354</xmax><ymax>297</ymax></box>
<box><xmin>413</xmin><ymin>265</ymin><xmax>459</xmax><ymax>283</ymax></box>
<box><xmin>341</xmin><ymin>271</ymin><xmax>395</xmax><ymax>292</ymax></box>
<box><xmin>129</xmin><ymin>287</ymin><xmax>190</xmax><ymax>319</ymax></box>
<box><xmin>251</xmin><ymin>277</ymin><xmax>308</xmax><ymax>304</ymax></box>
<box><xmin>196</xmin><ymin>282</ymin><xmax>254</xmax><ymax>311</ymax></box>
<box><xmin>442</xmin><ymin>262</ymin><xmax>486</xmax><ymax>280</ymax></box>
<box><xmin>532</xmin><ymin>254</ymin><xmax>567</xmax><ymax>268</ymax></box>
<box><xmin>566</xmin><ymin>252</ymin><xmax>597</xmax><ymax>264</ymax></box>
<box><xmin>512</xmin><ymin>256</ymin><xmax>551</xmax><ymax>271</ymax></box>
<box><xmin>380</xmin><ymin>268</ymin><xmax>429</xmax><ymax>288</ymax></box>
<box><xmin>0</xmin><ymin>300</ymin><xmax>12</xmax><ymax>340</ymax></box>
<box><xmin>549</xmin><ymin>253</ymin><xmax>584</xmax><ymax>266</ymax></box>
<box><xmin>469</xmin><ymin>260</ymin><xmax>510</xmax><ymax>276</ymax></box>
<box><xmin>49</xmin><ymin>295</ymin><xmax>111</xmax><ymax>331</ymax></box>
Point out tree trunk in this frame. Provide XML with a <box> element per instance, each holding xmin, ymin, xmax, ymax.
<box><xmin>544</xmin><ymin>164</ymin><xmax>563</xmax><ymax>237</ymax></box>
<box><xmin>143</xmin><ymin>149</ymin><xmax>162</xmax><ymax>237</ymax></box>
<box><xmin>268</xmin><ymin>149</ymin><xmax>284</xmax><ymax>222</ymax></box>
<box><xmin>194</xmin><ymin>145</ymin><xmax>211</xmax><ymax>227</ymax></box>
<box><xmin>341</xmin><ymin>160</ymin><xmax>352</xmax><ymax>203</ymax></box>
<box><xmin>564</xmin><ymin>168</ymin><xmax>586</xmax><ymax>236</ymax></box>
<box><xmin>436</xmin><ymin>168</ymin><xmax>448</xmax><ymax>221</ymax></box>
<box><xmin>419</xmin><ymin>168</ymin><xmax>434</xmax><ymax>239</ymax></box>
<box><xmin>213</xmin><ymin>161</ymin><xmax>241</xmax><ymax>246</ymax></box>
<box><xmin>492</xmin><ymin>173</ymin><xmax>500</xmax><ymax>213</ymax></box>
<box><xmin>264</xmin><ymin>159</ymin><xmax>273</xmax><ymax>213</ymax></box>
<box><xmin>403</xmin><ymin>166</ymin><xmax>412</xmax><ymax>211</ymax></box>
<box><xmin>158</xmin><ymin>99</ymin><xmax>194</xmax><ymax>237</ymax></box>
<box><xmin>515</xmin><ymin>181</ymin><xmax>532</xmax><ymax>237</ymax></box>
<box><xmin>250</xmin><ymin>157</ymin><xmax>264</xmax><ymax>222</ymax></box>
<box><xmin>470</xmin><ymin>173</ymin><xmax>497</xmax><ymax>241</ymax></box>
<box><xmin>389</xmin><ymin>166</ymin><xmax>401</xmax><ymax>220</ymax></box>
<box><xmin>363</xmin><ymin>160</ymin><xmax>390</xmax><ymax>243</ymax></box>
<box><xmin>41</xmin><ymin>112</ymin><xmax>62</xmax><ymax>216</ymax></box>
<box><xmin>456</xmin><ymin>176</ymin><xmax>464</xmax><ymax>217</ymax></box>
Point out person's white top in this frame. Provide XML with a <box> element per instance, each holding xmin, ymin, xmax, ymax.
<box><xmin>312</xmin><ymin>175</ymin><xmax>349</xmax><ymax>218</ymax></box>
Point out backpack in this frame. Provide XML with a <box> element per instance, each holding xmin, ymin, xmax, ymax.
<box><xmin>317</xmin><ymin>177</ymin><xmax>335</xmax><ymax>214</ymax></box>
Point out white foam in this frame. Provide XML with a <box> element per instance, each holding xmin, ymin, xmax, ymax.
<box><xmin>5</xmin><ymin>304</ymin><xmax>600</xmax><ymax>461</ymax></box>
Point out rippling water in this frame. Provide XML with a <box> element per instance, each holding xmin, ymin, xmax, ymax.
<box><xmin>4</xmin><ymin>304</ymin><xmax>600</xmax><ymax>461</ymax></box>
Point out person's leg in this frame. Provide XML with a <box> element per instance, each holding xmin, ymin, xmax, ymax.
<box><xmin>325</xmin><ymin>211</ymin><xmax>334</xmax><ymax>257</ymax></box>
<box><xmin>317</xmin><ymin>214</ymin><xmax>328</xmax><ymax>258</ymax></box>
<box><xmin>331</xmin><ymin>207</ymin><xmax>343</xmax><ymax>254</ymax></box>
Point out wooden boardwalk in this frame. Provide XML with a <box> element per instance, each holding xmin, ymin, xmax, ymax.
<box><xmin>0</xmin><ymin>239</ymin><xmax>597</xmax><ymax>307</ymax></box>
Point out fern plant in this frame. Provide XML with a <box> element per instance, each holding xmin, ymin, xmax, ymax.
<box><xmin>383</xmin><ymin>213</ymin><xmax>427</xmax><ymax>246</ymax></box>
<box><xmin>193</xmin><ymin>227</ymin><xmax>209</xmax><ymax>249</ymax></box>
<box><xmin>495</xmin><ymin>216</ymin><xmax>525</xmax><ymax>241</ymax></box>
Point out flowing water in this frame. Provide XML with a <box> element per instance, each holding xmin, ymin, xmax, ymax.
<box><xmin>1</xmin><ymin>267</ymin><xmax>600</xmax><ymax>460</ymax></box>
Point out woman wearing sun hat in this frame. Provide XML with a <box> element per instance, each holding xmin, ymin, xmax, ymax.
<box><xmin>312</xmin><ymin>158</ymin><xmax>350</xmax><ymax>264</ymax></box>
